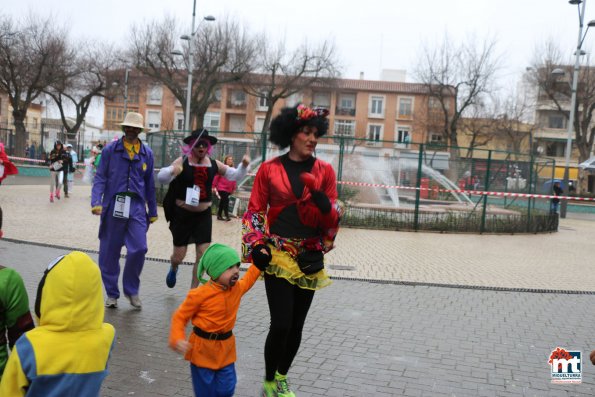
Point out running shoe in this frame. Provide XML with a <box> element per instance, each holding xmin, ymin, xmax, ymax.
<box><xmin>105</xmin><ymin>297</ymin><xmax>118</xmax><ymax>308</ymax></box>
<box><xmin>262</xmin><ymin>380</ymin><xmax>278</xmax><ymax>397</ymax></box>
<box><xmin>275</xmin><ymin>372</ymin><xmax>296</xmax><ymax>397</ymax></box>
<box><xmin>166</xmin><ymin>266</ymin><xmax>178</xmax><ymax>288</ymax></box>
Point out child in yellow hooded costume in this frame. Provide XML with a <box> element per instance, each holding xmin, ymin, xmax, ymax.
<box><xmin>0</xmin><ymin>251</ymin><xmax>115</xmax><ymax>396</ymax></box>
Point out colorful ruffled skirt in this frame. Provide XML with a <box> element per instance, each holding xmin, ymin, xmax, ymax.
<box><xmin>265</xmin><ymin>245</ymin><xmax>332</xmax><ymax>290</ymax></box>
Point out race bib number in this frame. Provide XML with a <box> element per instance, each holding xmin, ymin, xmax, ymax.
<box><xmin>113</xmin><ymin>194</ymin><xmax>131</xmax><ymax>219</ymax></box>
<box><xmin>185</xmin><ymin>185</ymin><xmax>200</xmax><ymax>206</ymax></box>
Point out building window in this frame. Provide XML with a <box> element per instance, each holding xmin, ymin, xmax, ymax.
<box><xmin>146</xmin><ymin>110</ymin><xmax>161</xmax><ymax>130</ymax></box>
<box><xmin>396</xmin><ymin>126</ymin><xmax>410</xmax><ymax>143</ymax></box>
<box><xmin>230</xmin><ymin>90</ymin><xmax>246</xmax><ymax>106</ymax></box>
<box><xmin>285</xmin><ymin>92</ymin><xmax>303</xmax><ymax>107</ymax></box>
<box><xmin>369</xmin><ymin>95</ymin><xmax>384</xmax><ymax>118</ymax></box>
<box><xmin>336</xmin><ymin>93</ymin><xmax>356</xmax><ymax>116</ymax></box>
<box><xmin>147</xmin><ymin>85</ymin><xmax>163</xmax><ymax>105</ymax></box>
<box><xmin>545</xmin><ymin>141</ymin><xmax>566</xmax><ymax>157</ymax></box>
<box><xmin>312</xmin><ymin>92</ymin><xmax>330</xmax><ymax>109</ymax></box>
<box><xmin>204</xmin><ymin>112</ymin><xmax>220</xmax><ymax>130</ymax></box>
<box><xmin>254</xmin><ymin>116</ymin><xmax>266</xmax><ymax>132</ymax></box>
<box><xmin>229</xmin><ymin>114</ymin><xmax>246</xmax><ymax>132</ymax></box>
<box><xmin>429</xmin><ymin>133</ymin><xmax>443</xmax><ymax>144</ymax></box>
<box><xmin>398</xmin><ymin>97</ymin><xmax>413</xmax><ymax>118</ymax></box>
<box><xmin>366</xmin><ymin>123</ymin><xmax>383</xmax><ymax>145</ymax></box>
<box><xmin>174</xmin><ymin>112</ymin><xmax>184</xmax><ymax>130</ymax></box>
<box><xmin>258</xmin><ymin>92</ymin><xmax>269</xmax><ymax>110</ymax></box>
<box><xmin>333</xmin><ymin>119</ymin><xmax>355</xmax><ymax>144</ymax></box>
<box><xmin>548</xmin><ymin>114</ymin><xmax>566</xmax><ymax>129</ymax></box>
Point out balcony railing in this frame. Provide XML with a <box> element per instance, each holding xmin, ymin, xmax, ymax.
<box><xmin>226</xmin><ymin>100</ymin><xmax>247</xmax><ymax>109</ymax></box>
<box><xmin>335</xmin><ymin>107</ymin><xmax>356</xmax><ymax>116</ymax></box>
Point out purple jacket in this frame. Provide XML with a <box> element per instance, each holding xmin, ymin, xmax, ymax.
<box><xmin>91</xmin><ymin>138</ymin><xmax>157</xmax><ymax>219</ymax></box>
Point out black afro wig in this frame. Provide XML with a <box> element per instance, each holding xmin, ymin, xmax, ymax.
<box><xmin>269</xmin><ymin>105</ymin><xmax>329</xmax><ymax>149</ymax></box>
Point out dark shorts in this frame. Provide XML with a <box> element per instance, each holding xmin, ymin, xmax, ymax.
<box><xmin>169</xmin><ymin>206</ymin><xmax>212</xmax><ymax>247</ymax></box>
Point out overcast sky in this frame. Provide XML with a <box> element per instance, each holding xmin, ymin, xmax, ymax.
<box><xmin>4</xmin><ymin>0</ymin><xmax>594</xmax><ymax>124</ymax></box>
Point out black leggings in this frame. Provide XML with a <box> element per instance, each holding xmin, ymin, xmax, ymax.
<box><xmin>217</xmin><ymin>191</ymin><xmax>230</xmax><ymax>218</ymax></box>
<box><xmin>264</xmin><ymin>273</ymin><xmax>315</xmax><ymax>381</ymax></box>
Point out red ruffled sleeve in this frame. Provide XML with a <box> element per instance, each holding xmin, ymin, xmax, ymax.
<box><xmin>241</xmin><ymin>161</ymin><xmax>270</xmax><ymax>262</ymax></box>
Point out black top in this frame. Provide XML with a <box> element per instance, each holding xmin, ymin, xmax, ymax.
<box><xmin>270</xmin><ymin>154</ymin><xmax>318</xmax><ymax>238</ymax></box>
<box><xmin>172</xmin><ymin>158</ymin><xmax>218</xmax><ymax>203</ymax></box>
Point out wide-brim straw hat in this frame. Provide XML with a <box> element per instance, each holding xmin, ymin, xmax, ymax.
<box><xmin>119</xmin><ymin>112</ymin><xmax>147</xmax><ymax>131</ymax></box>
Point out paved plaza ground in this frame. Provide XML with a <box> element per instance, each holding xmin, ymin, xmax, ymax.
<box><xmin>2</xmin><ymin>181</ymin><xmax>595</xmax><ymax>396</ymax></box>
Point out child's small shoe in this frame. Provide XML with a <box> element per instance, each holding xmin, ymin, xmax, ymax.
<box><xmin>55</xmin><ymin>190</ymin><xmax>61</xmax><ymax>200</ymax></box>
<box><xmin>262</xmin><ymin>380</ymin><xmax>278</xmax><ymax>397</ymax></box>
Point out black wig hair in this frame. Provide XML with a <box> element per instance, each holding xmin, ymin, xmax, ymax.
<box><xmin>269</xmin><ymin>104</ymin><xmax>329</xmax><ymax>149</ymax></box>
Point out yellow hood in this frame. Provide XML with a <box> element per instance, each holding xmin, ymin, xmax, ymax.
<box><xmin>38</xmin><ymin>251</ymin><xmax>105</xmax><ymax>332</ymax></box>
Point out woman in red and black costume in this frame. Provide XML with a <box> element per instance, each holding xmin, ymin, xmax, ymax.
<box><xmin>242</xmin><ymin>104</ymin><xmax>342</xmax><ymax>397</ymax></box>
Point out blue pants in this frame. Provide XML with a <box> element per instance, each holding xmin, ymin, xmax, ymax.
<box><xmin>98</xmin><ymin>200</ymin><xmax>148</xmax><ymax>299</ymax></box>
<box><xmin>190</xmin><ymin>363</ymin><xmax>236</xmax><ymax>397</ymax></box>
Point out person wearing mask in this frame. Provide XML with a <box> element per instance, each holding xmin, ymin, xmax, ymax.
<box><xmin>157</xmin><ymin>129</ymin><xmax>249</xmax><ymax>289</ymax></box>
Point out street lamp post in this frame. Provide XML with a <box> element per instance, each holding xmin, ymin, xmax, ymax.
<box><xmin>123</xmin><ymin>68</ymin><xmax>130</xmax><ymax>114</ymax></box>
<box><xmin>173</xmin><ymin>1</ymin><xmax>215</xmax><ymax>132</ymax></box>
<box><xmin>557</xmin><ymin>0</ymin><xmax>595</xmax><ymax>218</ymax></box>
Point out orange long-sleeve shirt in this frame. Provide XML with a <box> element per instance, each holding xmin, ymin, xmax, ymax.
<box><xmin>169</xmin><ymin>265</ymin><xmax>261</xmax><ymax>370</ymax></box>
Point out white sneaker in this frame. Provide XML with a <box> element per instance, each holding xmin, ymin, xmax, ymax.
<box><xmin>105</xmin><ymin>297</ymin><xmax>118</xmax><ymax>308</ymax></box>
<box><xmin>125</xmin><ymin>295</ymin><xmax>142</xmax><ymax>309</ymax></box>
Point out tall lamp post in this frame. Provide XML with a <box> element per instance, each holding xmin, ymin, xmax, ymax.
<box><xmin>172</xmin><ymin>2</ymin><xmax>215</xmax><ymax>132</ymax></box>
<box><xmin>556</xmin><ymin>0</ymin><xmax>595</xmax><ymax>218</ymax></box>
<box><xmin>123</xmin><ymin>68</ymin><xmax>131</xmax><ymax>114</ymax></box>
<box><xmin>112</xmin><ymin>67</ymin><xmax>132</xmax><ymax>115</ymax></box>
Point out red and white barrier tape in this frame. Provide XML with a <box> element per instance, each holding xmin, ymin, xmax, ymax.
<box><xmin>9</xmin><ymin>155</ymin><xmax>86</xmax><ymax>167</ymax></box>
<box><xmin>335</xmin><ymin>180</ymin><xmax>595</xmax><ymax>202</ymax></box>
<box><xmin>11</xmin><ymin>156</ymin><xmax>592</xmax><ymax>202</ymax></box>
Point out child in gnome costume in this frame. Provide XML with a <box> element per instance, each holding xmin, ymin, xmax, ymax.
<box><xmin>0</xmin><ymin>251</ymin><xmax>115</xmax><ymax>396</ymax></box>
<box><xmin>169</xmin><ymin>243</ymin><xmax>269</xmax><ymax>397</ymax></box>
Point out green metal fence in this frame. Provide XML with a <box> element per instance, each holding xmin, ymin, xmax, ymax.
<box><xmin>147</xmin><ymin>130</ymin><xmax>559</xmax><ymax>234</ymax></box>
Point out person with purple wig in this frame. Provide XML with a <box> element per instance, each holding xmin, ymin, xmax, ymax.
<box><xmin>158</xmin><ymin>128</ymin><xmax>250</xmax><ymax>288</ymax></box>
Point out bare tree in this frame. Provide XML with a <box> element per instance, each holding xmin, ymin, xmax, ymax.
<box><xmin>241</xmin><ymin>36</ymin><xmax>341</xmax><ymax>132</ymax></box>
<box><xmin>129</xmin><ymin>15</ymin><xmax>257</xmax><ymax>130</ymax></box>
<box><xmin>529</xmin><ymin>41</ymin><xmax>595</xmax><ymax>193</ymax></box>
<box><xmin>43</xmin><ymin>41</ymin><xmax>117</xmax><ymax>144</ymax></box>
<box><xmin>0</xmin><ymin>14</ymin><xmax>69</xmax><ymax>154</ymax></box>
<box><xmin>491</xmin><ymin>89</ymin><xmax>536</xmax><ymax>159</ymax></box>
<box><xmin>459</xmin><ymin>106</ymin><xmax>497</xmax><ymax>159</ymax></box>
<box><xmin>415</xmin><ymin>34</ymin><xmax>500</xmax><ymax>154</ymax></box>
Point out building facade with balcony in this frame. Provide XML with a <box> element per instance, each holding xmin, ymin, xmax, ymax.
<box><xmin>103</xmin><ymin>71</ymin><xmax>454</xmax><ymax>155</ymax></box>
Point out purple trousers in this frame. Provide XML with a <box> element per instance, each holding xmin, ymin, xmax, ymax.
<box><xmin>98</xmin><ymin>199</ymin><xmax>148</xmax><ymax>299</ymax></box>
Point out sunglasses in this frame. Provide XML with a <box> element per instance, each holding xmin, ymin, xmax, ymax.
<box><xmin>194</xmin><ymin>140</ymin><xmax>210</xmax><ymax>148</ymax></box>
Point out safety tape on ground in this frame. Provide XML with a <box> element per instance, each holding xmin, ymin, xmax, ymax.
<box><xmin>11</xmin><ymin>156</ymin><xmax>592</xmax><ymax>201</ymax></box>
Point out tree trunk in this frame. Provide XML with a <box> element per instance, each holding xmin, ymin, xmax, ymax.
<box><xmin>12</xmin><ymin>112</ymin><xmax>28</xmax><ymax>157</ymax></box>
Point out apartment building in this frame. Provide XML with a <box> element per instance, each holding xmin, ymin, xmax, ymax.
<box><xmin>103</xmin><ymin>71</ymin><xmax>453</xmax><ymax>153</ymax></box>
<box><xmin>530</xmin><ymin>68</ymin><xmax>583</xmax><ymax>182</ymax></box>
